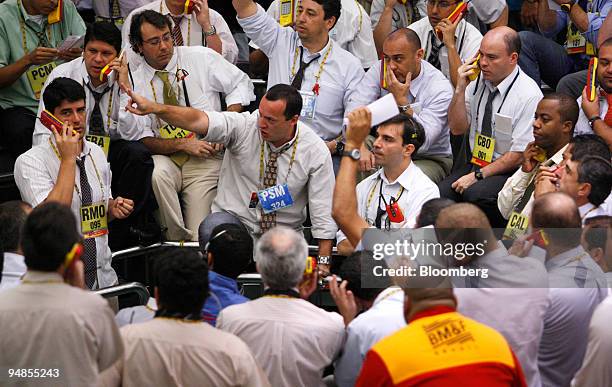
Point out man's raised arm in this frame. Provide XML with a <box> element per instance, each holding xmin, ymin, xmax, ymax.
<box><xmin>124</xmin><ymin>87</ymin><xmax>210</xmax><ymax>137</ymax></box>
<box><xmin>232</xmin><ymin>0</ymin><xmax>258</xmax><ymax>19</ymax></box>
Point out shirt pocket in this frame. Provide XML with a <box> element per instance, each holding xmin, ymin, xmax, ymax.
<box><xmin>494</xmin><ymin>113</ymin><xmax>513</xmax><ymax>154</ymax></box>
<box><xmin>315</xmin><ymin>80</ymin><xmax>345</xmax><ymax>120</ymax></box>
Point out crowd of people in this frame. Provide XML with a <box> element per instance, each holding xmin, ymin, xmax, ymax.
<box><xmin>0</xmin><ymin>0</ymin><xmax>612</xmax><ymax>385</ymax></box>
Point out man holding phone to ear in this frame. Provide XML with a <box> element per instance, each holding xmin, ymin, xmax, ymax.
<box><xmin>14</xmin><ymin>77</ymin><xmax>134</xmax><ymax>290</ymax></box>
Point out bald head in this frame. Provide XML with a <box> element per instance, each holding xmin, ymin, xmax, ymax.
<box><xmin>435</xmin><ymin>203</ymin><xmax>492</xmax><ymax>229</ymax></box>
<box><xmin>386</xmin><ymin>28</ymin><xmax>422</xmax><ymax>50</ymax></box>
<box><xmin>483</xmin><ymin>26</ymin><xmax>521</xmax><ymax>56</ymax></box>
<box><xmin>479</xmin><ymin>27</ymin><xmax>520</xmax><ymax>86</ymax></box>
<box><xmin>255</xmin><ymin>226</ymin><xmax>309</xmax><ymax>289</ymax></box>
<box><xmin>532</xmin><ymin>192</ymin><xmax>582</xmax><ymax>248</ymax></box>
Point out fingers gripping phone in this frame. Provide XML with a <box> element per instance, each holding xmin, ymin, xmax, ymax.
<box><xmin>435</xmin><ymin>1</ymin><xmax>468</xmax><ymax>40</ymax></box>
<box><xmin>468</xmin><ymin>54</ymin><xmax>481</xmax><ymax>82</ymax></box>
<box><xmin>40</xmin><ymin>110</ymin><xmax>64</xmax><ymax>132</ymax></box>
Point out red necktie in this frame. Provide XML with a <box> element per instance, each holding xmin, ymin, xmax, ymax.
<box><xmin>605</xmin><ymin>93</ymin><xmax>612</xmax><ymax>126</ymax></box>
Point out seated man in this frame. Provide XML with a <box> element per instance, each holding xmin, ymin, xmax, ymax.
<box><xmin>0</xmin><ymin>202</ymin><xmax>123</xmax><ymax>384</ymax></box>
<box><xmin>441</xmin><ymin>27</ymin><xmax>542</xmax><ymax>228</ymax></box>
<box><xmin>0</xmin><ymin>0</ymin><xmax>85</xmax><ymax>159</ymax></box>
<box><xmin>354</xmin><ymin>28</ymin><xmax>453</xmax><ymax>182</ymax></box>
<box><xmin>582</xmin><ymin>216</ymin><xmax>612</xmax><ymax>289</ymax></box>
<box><xmin>199</xmin><ymin>223</ymin><xmax>251</xmax><ymax>326</ymax></box>
<box><xmin>531</xmin><ymin>192</ymin><xmax>608</xmax><ymax>387</ymax></box>
<box><xmin>124</xmin><ymin>10</ymin><xmax>254</xmax><ymax>241</ymax></box>
<box><xmin>0</xmin><ymin>200</ymin><xmax>31</xmax><ymax>291</ymax></box>
<box><xmin>32</xmin><ymin>21</ymin><xmax>155</xmax><ymax>250</ymax></box>
<box><xmin>124</xmin><ymin>83</ymin><xmax>336</xmax><ymax>274</ymax></box>
<box><xmin>407</xmin><ymin>0</ymin><xmax>483</xmax><ymax>86</ymax></box>
<box><xmin>356</xmin><ymin>288</ymin><xmax>527</xmax><ymax>386</ymax></box>
<box><xmin>519</xmin><ymin>0</ymin><xmax>612</xmax><ymax>89</ymax></box>
<box><xmin>15</xmin><ymin>78</ymin><xmax>134</xmax><ymax>289</ymax></box>
<box><xmin>498</xmin><ymin>93</ymin><xmax>578</xmax><ymax>227</ymax></box>
<box><xmin>123</xmin><ymin>0</ymin><xmax>239</xmax><ymax>65</ymax></box>
<box><xmin>217</xmin><ymin>227</ymin><xmax>345</xmax><ymax>387</ymax></box>
<box><xmin>574</xmin><ymin>37</ymin><xmax>612</xmax><ymax>148</ymax></box>
<box><xmin>102</xmin><ymin>248</ymin><xmax>269</xmax><ymax>387</ymax></box>
<box><xmin>337</xmin><ymin>113</ymin><xmax>440</xmax><ymax>256</ymax></box>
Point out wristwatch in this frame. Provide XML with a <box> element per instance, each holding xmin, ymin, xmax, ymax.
<box><xmin>561</xmin><ymin>0</ymin><xmax>576</xmax><ymax>12</ymax></box>
<box><xmin>475</xmin><ymin>170</ymin><xmax>484</xmax><ymax>181</ymax></box>
<box><xmin>588</xmin><ymin>115</ymin><xmax>602</xmax><ymax>129</ymax></box>
<box><xmin>342</xmin><ymin>148</ymin><xmax>361</xmax><ymax>160</ymax></box>
<box><xmin>204</xmin><ymin>25</ymin><xmax>217</xmax><ymax>37</ymax></box>
<box><xmin>398</xmin><ymin>104</ymin><xmax>411</xmax><ymax>113</ymax></box>
<box><xmin>334</xmin><ymin>141</ymin><xmax>345</xmax><ymax>156</ymax></box>
<box><xmin>317</xmin><ymin>255</ymin><xmax>331</xmax><ymax>265</ymax></box>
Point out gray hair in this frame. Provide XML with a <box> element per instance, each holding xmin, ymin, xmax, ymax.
<box><xmin>255</xmin><ymin>226</ymin><xmax>308</xmax><ymax>290</ymax></box>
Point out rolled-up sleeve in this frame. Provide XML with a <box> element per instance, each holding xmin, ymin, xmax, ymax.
<box><xmin>412</xmin><ymin>82</ymin><xmax>452</xmax><ymax>155</ymax></box>
<box><xmin>585</xmin><ymin>1</ymin><xmax>612</xmax><ymax>44</ymax></box>
<box><xmin>307</xmin><ymin>148</ymin><xmax>338</xmax><ymax>240</ymax></box>
<box><xmin>540</xmin><ymin>10</ymin><xmax>568</xmax><ymax>39</ymax></box>
<box><xmin>238</xmin><ymin>6</ymin><xmax>292</xmax><ymax>57</ymax></box>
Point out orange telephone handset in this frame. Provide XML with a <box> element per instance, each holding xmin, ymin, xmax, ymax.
<box><xmin>436</xmin><ymin>2</ymin><xmax>468</xmax><ymax>40</ymax></box>
<box><xmin>586</xmin><ymin>57</ymin><xmax>598</xmax><ymax>102</ymax></box>
<box><xmin>381</xmin><ymin>58</ymin><xmax>388</xmax><ymax>89</ymax></box>
<box><xmin>184</xmin><ymin>0</ymin><xmax>194</xmax><ymax>14</ymax></box>
<box><xmin>468</xmin><ymin>54</ymin><xmax>481</xmax><ymax>82</ymax></box>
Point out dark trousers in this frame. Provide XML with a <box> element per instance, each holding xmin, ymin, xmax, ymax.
<box><xmin>557</xmin><ymin>69</ymin><xmax>587</xmax><ymax>100</ymax></box>
<box><xmin>108</xmin><ymin>139</ymin><xmax>156</xmax><ymax>250</ymax></box>
<box><xmin>438</xmin><ymin>164</ymin><xmax>512</xmax><ymax>228</ymax></box>
<box><xmin>0</xmin><ymin>107</ymin><xmax>35</xmax><ymax>161</ymax></box>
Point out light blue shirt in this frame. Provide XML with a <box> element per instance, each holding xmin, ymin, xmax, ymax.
<box><xmin>541</xmin><ymin>0</ymin><xmax>612</xmax><ymax>45</ymax></box>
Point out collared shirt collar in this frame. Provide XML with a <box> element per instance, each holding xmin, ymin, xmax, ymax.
<box><xmin>267</xmin><ymin>121</ymin><xmax>300</xmax><ymax>152</ymax></box>
<box><xmin>3</xmin><ymin>252</ymin><xmax>26</xmax><ymax>275</ymax></box>
<box><xmin>548</xmin><ymin>143</ymin><xmax>568</xmax><ymax>166</ymax></box>
<box><xmin>21</xmin><ymin>270</ymin><xmax>65</xmax><ymax>283</ymax></box>
<box><xmin>485</xmin><ymin>65</ymin><xmax>519</xmax><ymax>94</ymax></box>
<box><xmin>372</xmin><ymin>286</ymin><xmax>403</xmax><ymax>307</ymax></box>
<box><xmin>80</xmin><ymin>60</ymin><xmax>111</xmax><ymax>92</ymax></box>
<box><xmin>297</xmin><ymin>36</ymin><xmax>332</xmax><ymax>62</ymax></box>
<box><xmin>579</xmin><ymin>202</ymin><xmax>598</xmax><ymax>218</ymax></box>
<box><xmin>49</xmin><ymin>135</ymin><xmax>93</xmax><ymax>159</ymax></box>
<box><xmin>159</xmin><ymin>0</ymin><xmax>193</xmax><ymax>19</ymax></box>
<box><xmin>379</xmin><ymin>161</ymin><xmax>416</xmax><ymax>190</ymax></box>
<box><xmin>408</xmin><ymin>305</ymin><xmax>456</xmax><ymax>323</ymax></box>
<box><xmin>19</xmin><ymin>0</ymin><xmax>45</xmax><ymax>24</ymax></box>
<box><xmin>545</xmin><ymin>245</ymin><xmax>588</xmax><ymax>271</ymax></box>
<box><xmin>142</xmin><ymin>50</ymin><xmax>179</xmax><ymax>83</ymax></box>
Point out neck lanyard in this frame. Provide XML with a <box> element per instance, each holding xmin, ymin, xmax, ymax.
<box><xmin>263</xmin><ymin>288</ymin><xmax>300</xmax><ymax>298</ymax></box>
<box><xmin>366</xmin><ymin>176</ymin><xmax>405</xmax><ymax>225</ymax></box>
<box><xmin>149</xmin><ymin>65</ymin><xmax>183</xmax><ymax>128</ymax></box>
<box><xmin>84</xmin><ymin>79</ymin><xmax>114</xmax><ymax>133</ymax></box>
<box><xmin>161</xmin><ymin>1</ymin><xmax>191</xmax><ymax>45</ymax></box>
<box><xmin>259</xmin><ymin>127</ymin><xmax>300</xmax><ymax>186</ymax></box>
<box><xmin>475</xmin><ymin>69</ymin><xmax>520</xmax><ymax>130</ymax></box>
<box><xmin>290</xmin><ymin>40</ymin><xmax>333</xmax><ymax>95</ymax></box>
<box><xmin>374</xmin><ymin>288</ymin><xmax>403</xmax><ymax>305</ymax></box>
<box><xmin>48</xmin><ymin>138</ymin><xmax>105</xmax><ymax>201</ymax></box>
<box><xmin>17</xmin><ymin>0</ymin><xmax>52</xmax><ymax>54</ymax></box>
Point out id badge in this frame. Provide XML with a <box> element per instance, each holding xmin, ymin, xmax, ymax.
<box><xmin>27</xmin><ymin>61</ymin><xmax>58</xmax><ymax>100</ymax></box>
<box><xmin>471</xmin><ymin>132</ymin><xmax>495</xmax><ymax>167</ymax></box>
<box><xmin>566</xmin><ymin>22</ymin><xmax>587</xmax><ymax>54</ymax></box>
<box><xmin>85</xmin><ymin>134</ymin><xmax>110</xmax><ymax>158</ymax></box>
<box><xmin>502</xmin><ymin>211</ymin><xmax>529</xmax><ymax>241</ymax></box>
<box><xmin>80</xmin><ymin>201</ymin><xmax>108</xmax><ymax>239</ymax></box>
<box><xmin>159</xmin><ymin>124</ymin><xmax>194</xmax><ymax>140</ymax></box>
<box><xmin>257</xmin><ymin>183</ymin><xmax>294</xmax><ymax>214</ymax></box>
<box><xmin>299</xmin><ymin>90</ymin><xmax>317</xmax><ymax>120</ymax></box>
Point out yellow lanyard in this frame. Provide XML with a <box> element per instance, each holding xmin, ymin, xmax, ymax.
<box><xmin>290</xmin><ymin>40</ymin><xmax>333</xmax><ymax>95</ymax></box>
<box><xmin>149</xmin><ymin>67</ymin><xmax>180</xmax><ymax>129</ymax></box>
<box><xmin>259</xmin><ymin>127</ymin><xmax>300</xmax><ymax>187</ymax></box>
<box><xmin>366</xmin><ymin>178</ymin><xmax>405</xmax><ymax>208</ymax></box>
<box><xmin>161</xmin><ymin>2</ymin><xmax>192</xmax><ymax>45</ymax></box>
<box><xmin>48</xmin><ymin>138</ymin><xmax>105</xmax><ymax>201</ymax></box>
<box><xmin>17</xmin><ymin>0</ymin><xmax>52</xmax><ymax>54</ymax></box>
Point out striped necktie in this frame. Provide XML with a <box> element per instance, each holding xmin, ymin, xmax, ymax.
<box><xmin>170</xmin><ymin>15</ymin><xmax>184</xmax><ymax>46</ymax></box>
<box><xmin>260</xmin><ymin>151</ymin><xmax>280</xmax><ymax>233</ymax></box>
<box><xmin>76</xmin><ymin>157</ymin><xmax>98</xmax><ymax>289</ymax></box>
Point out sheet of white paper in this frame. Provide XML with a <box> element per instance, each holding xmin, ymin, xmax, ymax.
<box><xmin>58</xmin><ymin>35</ymin><xmax>84</xmax><ymax>52</ymax></box>
<box><xmin>343</xmin><ymin>93</ymin><xmax>399</xmax><ymax>127</ymax></box>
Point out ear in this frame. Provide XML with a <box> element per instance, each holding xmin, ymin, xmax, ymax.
<box><xmin>416</xmin><ymin>48</ymin><xmax>424</xmax><ymax>61</ymax></box>
<box><xmin>289</xmin><ymin>114</ymin><xmax>300</xmax><ymax>127</ymax></box>
<box><xmin>207</xmin><ymin>251</ymin><xmax>213</xmax><ymax>268</ymax></box>
<box><xmin>325</xmin><ymin>16</ymin><xmax>337</xmax><ymax>31</ymax></box>
<box><xmin>589</xmin><ymin>247</ymin><xmax>606</xmax><ymax>268</ymax></box>
<box><xmin>510</xmin><ymin>52</ymin><xmax>519</xmax><ymax>65</ymax></box>
<box><xmin>403</xmin><ymin>143</ymin><xmax>416</xmax><ymax>158</ymax></box>
<box><xmin>578</xmin><ymin>182</ymin><xmax>592</xmax><ymax>201</ymax></box>
<box><xmin>562</xmin><ymin>120</ymin><xmax>573</xmax><ymax>135</ymax></box>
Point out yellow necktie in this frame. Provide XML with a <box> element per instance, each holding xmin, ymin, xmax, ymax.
<box><xmin>156</xmin><ymin>71</ymin><xmax>188</xmax><ymax>167</ymax></box>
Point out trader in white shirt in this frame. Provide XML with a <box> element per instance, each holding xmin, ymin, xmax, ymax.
<box><xmin>441</xmin><ymin>26</ymin><xmax>542</xmax><ymax>228</ymax></box>
<box><xmin>336</xmin><ymin>114</ymin><xmax>440</xmax><ymax>256</ymax></box>
<box><xmin>0</xmin><ymin>201</ymin><xmax>31</xmax><ymax>292</ymax></box>
<box><xmin>122</xmin><ymin>10</ymin><xmax>254</xmax><ymax>241</ymax></box>
<box><xmin>93</xmin><ymin>0</ymin><xmax>151</xmax><ymax>30</ymax></box>
<box><xmin>353</xmin><ymin>27</ymin><xmax>453</xmax><ymax>182</ymax></box>
<box><xmin>123</xmin><ymin>0</ymin><xmax>239</xmax><ymax>65</ymax></box>
<box><xmin>407</xmin><ymin>0</ymin><xmax>482</xmax><ymax>86</ymax></box>
<box><xmin>234</xmin><ymin>0</ymin><xmax>364</xmax><ymax>167</ymax></box>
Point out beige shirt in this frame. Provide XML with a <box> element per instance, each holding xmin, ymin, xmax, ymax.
<box><xmin>99</xmin><ymin>318</ymin><xmax>270</xmax><ymax>387</ymax></box>
<box><xmin>217</xmin><ymin>297</ymin><xmax>345</xmax><ymax>387</ymax></box>
<box><xmin>0</xmin><ymin>271</ymin><xmax>122</xmax><ymax>387</ymax></box>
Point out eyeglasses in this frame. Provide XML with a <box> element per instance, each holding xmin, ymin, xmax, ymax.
<box><xmin>143</xmin><ymin>32</ymin><xmax>173</xmax><ymax>47</ymax></box>
<box><xmin>426</xmin><ymin>0</ymin><xmax>458</xmax><ymax>9</ymax></box>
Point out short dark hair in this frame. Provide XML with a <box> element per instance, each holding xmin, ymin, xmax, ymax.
<box><xmin>84</xmin><ymin>21</ymin><xmax>122</xmax><ymax>55</ymax></box>
<box><xmin>43</xmin><ymin>77</ymin><xmax>86</xmax><ymax>113</ymax></box>
<box><xmin>311</xmin><ymin>0</ymin><xmax>341</xmax><ymax>30</ymax></box>
<box><xmin>388</xmin><ymin>27</ymin><xmax>422</xmax><ymax>49</ymax></box>
<box><xmin>338</xmin><ymin>251</ymin><xmax>391</xmax><ymax>301</ymax></box>
<box><xmin>570</xmin><ymin>134</ymin><xmax>612</xmax><ymax>161</ymax></box>
<box><xmin>576</xmin><ymin>156</ymin><xmax>612</xmax><ymax>206</ymax></box>
<box><xmin>583</xmin><ymin>216</ymin><xmax>611</xmax><ymax>253</ymax></box>
<box><xmin>376</xmin><ymin>114</ymin><xmax>426</xmax><ymax>153</ymax></box>
<box><xmin>503</xmin><ymin>29</ymin><xmax>521</xmax><ymax>55</ymax></box>
<box><xmin>155</xmin><ymin>248</ymin><xmax>209</xmax><ymax>316</ymax></box>
<box><xmin>0</xmin><ymin>201</ymin><xmax>30</xmax><ymax>254</ymax></box>
<box><xmin>265</xmin><ymin>84</ymin><xmax>303</xmax><ymax>120</ymax></box>
<box><xmin>206</xmin><ymin>224</ymin><xmax>253</xmax><ymax>279</ymax></box>
<box><xmin>129</xmin><ymin>10</ymin><xmax>172</xmax><ymax>52</ymax></box>
<box><xmin>416</xmin><ymin>198</ymin><xmax>455</xmax><ymax>228</ymax></box>
<box><xmin>22</xmin><ymin>202</ymin><xmax>81</xmax><ymax>272</ymax></box>
<box><xmin>542</xmin><ymin>92</ymin><xmax>579</xmax><ymax>131</ymax></box>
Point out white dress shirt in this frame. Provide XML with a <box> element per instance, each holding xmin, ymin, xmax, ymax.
<box><xmin>334</xmin><ymin>287</ymin><xmax>406</xmax><ymax>387</ymax></box>
<box><xmin>580</xmin><ymin>202</ymin><xmax>611</xmax><ymax>225</ymax></box>
<box><xmin>408</xmin><ymin>17</ymin><xmax>483</xmax><ymax>81</ymax></box>
<box><xmin>263</xmin><ymin>0</ymin><xmax>378</xmax><ymax>68</ymax></box>
<box><xmin>575</xmin><ymin>89</ymin><xmax>609</xmax><ymax>136</ymax></box>
<box><xmin>456</xmin><ymin>288</ymin><xmax>550</xmax><ymax>387</ymax></box>
<box><xmin>204</xmin><ymin>111</ymin><xmax>337</xmax><ymax>239</ymax></box>
<box><xmin>337</xmin><ymin>162</ymin><xmax>439</xmax><ymax>244</ymax></box>
<box><xmin>546</xmin><ymin>245</ymin><xmax>608</xmax><ymax>289</ymax></box>
<box><xmin>355</xmin><ymin>59</ymin><xmax>453</xmax><ymax>157</ymax></box>
<box><xmin>370</xmin><ymin>0</ymin><xmax>428</xmax><ymax>30</ymax></box>
<box><xmin>217</xmin><ymin>296</ymin><xmax>345</xmax><ymax>387</ymax></box>
<box><xmin>93</xmin><ymin>0</ymin><xmax>151</xmax><ymax>19</ymax></box>
<box><xmin>465</xmin><ymin>66</ymin><xmax>543</xmax><ymax>161</ymax></box>
<box><xmin>122</xmin><ymin>0</ymin><xmax>239</xmax><ymax>66</ymax></box>
<box><xmin>239</xmin><ymin>7</ymin><xmax>364</xmax><ymax>141</ymax></box>
<box><xmin>14</xmin><ymin>139</ymin><xmax>117</xmax><ymax>289</ymax></box>
<box><xmin>571</xmin><ymin>296</ymin><xmax>612</xmax><ymax>387</ymax></box>
<box><xmin>32</xmin><ymin>58</ymin><xmax>130</xmax><ymax>145</ymax></box>
<box><xmin>121</xmin><ymin>46</ymin><xmax>254</xmax><ymax>140</ymax></box>
<box><xmin>0</xmin><ymin>252</ymin><xmax>26</xmax><ymax>291</ymax></box>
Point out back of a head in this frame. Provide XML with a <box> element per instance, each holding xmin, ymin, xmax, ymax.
<box><xmin>403</xmin><ymin>287</ymin><xmax>455</xmax><ymax>309</ymax></box>
<box><xmin>435</xmin><ymin>203</ymin><xmax>494</xmax><ymax>248</ymax></box>
<box><xmin>570</xmin><ymin>134</ymin><xmax>612</xmax><ymax>161</ymax></box>
<box><xmin>416</xmin><ymin>198</ymin><xmax>456</xmax><ymax>228</ymax></box>
<box><xmin>576</xmin><ymin>156</ymin><xmax>612</xmax><ymax>206</ymax></box>
<box><xmin>0</xmin><ymin>201</ymin><xmax>31</xmax><ymax>254</ymax></box>
<box><xmin>22</xmin><ymin>202</ymin><xmax>80</xmax><ymax>272</ymax></box>
<box><xmin>532</xmin><ymin>192</ymin><xmax>582</xmax><ymax>248</ymax></box>
<box><xmin>155</xmin><ymin>248</ymin><xmax>209</xmax><ymax>317</ymax></box>
<box><xmin>256</xmin><ymin>227</ymin><xmax>308</xmax><ymax>290</ymax></box>
<box><xmin>207</xmin><ymin>224</ymin><xmax>253</xmax><ymax>279</ymax></box>
<box><xmin>339</xmin><ymin>251</ymin><xmax>391</xmax><ymax>302</ymax></box>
